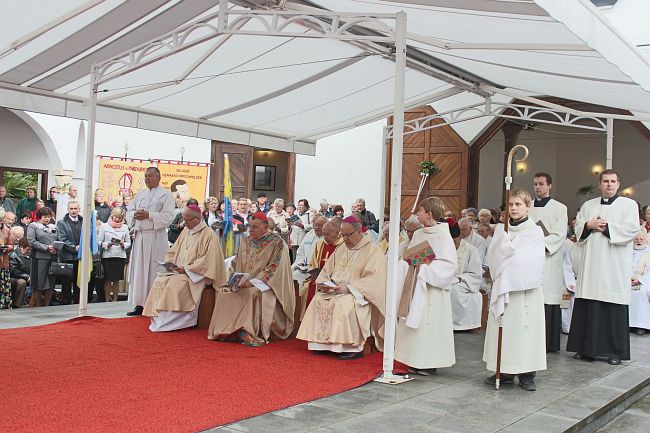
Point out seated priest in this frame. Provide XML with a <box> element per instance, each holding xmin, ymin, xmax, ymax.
<box><xmin>143</xmin><ymin>205</ymin><xmax>226</xmax><ymax>332</ymax></box>
<box><xmin>297</xmin><ymin>215</ymin><xmax>386</xmax><ymax>360</ymax></box>
<box><xmin>207</xmin><ymin>212</ymin><xmax>295</xmax><ymax>346</ymax></box>
<box><xmin>448</xmin><ymin>219</ymin><xmax>483</xmax><ymax>331</ymax></box>
<box><xmin>298</xmin><ymin>219</ymin><xmax>343</xmax><ymax>319</ymax></box>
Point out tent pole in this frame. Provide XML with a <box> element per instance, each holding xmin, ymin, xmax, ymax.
<box><xmin>378</xmin><ymin>127</ymin><xmax>388</xmax><ymax>237</ymax></box>
<box><xmin>605</xmin><ymin>118</ymin><xmax>613</xmax><ymax>170</ymax></box>
<box><xmin>78</xmin><ymin>71</ymin><xmax>98</xmax><ymax>317</ymax></box>
<box><xmin>376</xmin><ymin>11</ymin><xmax>411</xmax><ymax>384</ymax></box>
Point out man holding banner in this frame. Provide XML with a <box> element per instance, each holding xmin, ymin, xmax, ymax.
<box><xmin>126</xmin><ymin>167</ymin><xmax>175</xmax><ymax>316</ymax></box>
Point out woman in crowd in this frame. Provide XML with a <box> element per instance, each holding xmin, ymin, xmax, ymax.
<box><xmin>332</xmin><ymin>205</ymin><xmax>345</xmax><ymax>218</ymax></box>
<box><xmin>0</xmin><ymin>218</ymin><xmax>14</xmax><ymax>309</ymax></box>
<box><xmin>26</xmin><ymin>207</ymin><xmax>58</xmax><ymax>307</ymax></box>
<box><xmin>98</xmin><ymin>207</ymin><xmax>131</xmax><ymax>302</ymax></box>
<box><xmin>203</xmin><ymin>197</ymin><xmax>221</xmax><ymax>228</ymax></box>
<box><xmin>267</xmin><ymin>198</ymin><xmax>289</xmax><ymax>245</ymax></box>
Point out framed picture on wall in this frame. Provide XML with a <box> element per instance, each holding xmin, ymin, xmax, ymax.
<box><xmin>254</xmin><ymin>165</ymin><xmax>276</xmax><ymax>191</ymax></box>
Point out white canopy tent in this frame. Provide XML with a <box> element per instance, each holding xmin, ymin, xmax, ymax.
<box><xmin>2</xmin><ymin>0</ymin><xmax>650</xmax><ymax>382</ymax></box>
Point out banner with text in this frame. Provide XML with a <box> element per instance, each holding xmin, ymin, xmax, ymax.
<box><xmin>158</xmin><ymin>161</ymin><xmax>209</xmax><ymax>207</ymax></box>
<box><xmin>97</xmin><ymin>157</ymin><xmax>151</xmax><ymax>205</ymax></box>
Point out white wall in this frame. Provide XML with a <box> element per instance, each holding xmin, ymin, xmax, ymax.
<box><xmin>294</xmin><ymin>119</ymin><xmax>386</xmax><ymax>216</ymax></box>
<box><xmin>478</xmin><ymin>120</ymin><xmax>650</xmax><ymax>217</ymax></box>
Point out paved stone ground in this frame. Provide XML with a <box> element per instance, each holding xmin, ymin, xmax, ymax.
<box><xmin>2</xmin><ymin>303</ymin><xmax>649</xmax><ymax>433</ymax></box>
<box><xmin>595</xmin><ymin>394</ymin><xmax>650</xmax><ymax>433</ymax></box>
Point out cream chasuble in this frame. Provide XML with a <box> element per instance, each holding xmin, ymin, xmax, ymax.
<box><xmin>575</xmin><ymin>196</ymin><xmax>639</xmax><ymax>305</ymax></box>
<box><xmin>528</xmin><ymin>199</ymin><xmax>568</xmax><ymax>305</ymax></box>
<box><xmin>395</xmin><ymin>223</ymin><xmax>457</xmax><ymax>369</ymax></box>
<box><xmin>126</xmin><ymin>186</ymin><xmax>175</xmax><ymax>306</ymax></box>
<box><xmin>208</xmin><ymin>233</ymin><xmax>294</xmax><ymax>342</ymax></box>
<box><xmin>143</xmin><ymin>221</ymin><xmax>226</xmax><ymax>320</ymax></box>
<box><xmin>483</xmin><ymin>219</ymin><xmax>546</xmax><ymax>374</ymax></box>
<box><xmin>297</xmin><ymin>235</ymin><xmax>386</xmax><ymax>352</ymax></box>
<box><xmin>450</xmin><ymin>240</ymin><xmax>483</xmax><ymax>331</ymax></box>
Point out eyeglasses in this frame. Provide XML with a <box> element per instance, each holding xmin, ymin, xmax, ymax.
<box><xmin>340</xmin><ymin>231</ymin><xmax>356</xmax><ymax>237</ymax></box>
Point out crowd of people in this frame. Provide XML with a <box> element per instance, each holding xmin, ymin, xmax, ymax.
<box><xmin>1</xmin><ymin>166</ymin><xmax>648</xmax><ymax>392</ymax></box>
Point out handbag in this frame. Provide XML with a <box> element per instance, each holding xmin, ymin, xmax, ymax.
<box><xmin>49</xmin><ymin>256</ymin><xmax>74</xmax><ymax>278</ymax></box>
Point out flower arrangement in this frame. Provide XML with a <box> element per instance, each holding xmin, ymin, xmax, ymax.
<box><xmin>411</xmin><ymin>160</ymin><xmax>441</xmax><ymax>212</ymax></box>
<box><xmin>419</xmin><ymin>160</ymin><xmax>441</xmax><ymax>176</ymax></box>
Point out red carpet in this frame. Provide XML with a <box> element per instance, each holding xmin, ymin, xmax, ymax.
<box><xmin>3</xmin><ymin>317</ymin><xmax>389</xmax><ymax>433</ymax></box>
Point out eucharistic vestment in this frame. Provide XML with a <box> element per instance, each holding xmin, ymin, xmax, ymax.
<box><xmin>629</xmin><ymin>245</ymin><xmax>650</xmax><ymax>331</ymax></box>
<box><xmin>297</xmin><ymin>235</ymin><xmax>386</xmax><ymax>353</ymax></box>
<box><xmin>143</xmin><ymin>220</ymin><xmax>226</xmax><ymax>331</ymax></box>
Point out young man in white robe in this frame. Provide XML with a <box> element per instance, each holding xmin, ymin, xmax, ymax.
<box><xmin>562</xmin><ymin>235</ymin><xmax>581</xmax><ymax>334</ymax></box>
<box><xmin>567</xmin><ymin>170</ymin><xmax>639</xmax><ymax>365</ymax></box>
<box><xmin>395</xmin><ymin>197</ymin><xmax>457</xmax><ymax>375</ymax></box>
<box><xmin>629</xmin><ymin>230</ymin><xmax>650</xmax><ymax>335</ymax></box>
<box><xmin>527</xmin><ymin>172</ymin><xmax>568</xmax><ymax>353</ymax></box>
<box><xmin>143</xmin><ymin>205</ymin><xmax>226</xmax><ymax>331</ymax></box>
<box><xmin>483</xmin><ymin>188</ymin><xmax>546</xmax><ymax>391</ymax></box>
<box><xmin>449</xmin><ymin>220</ymin><xmax>483</xmax><ymax>331</ymax></box>
<box><xmin>291</xmin><ymin>216</ymin><xmax>325</xmax><ymax>286</ymax></box>
<box><xmin>125</xmin><ymin>167</ymin><xmax>175</xmax><ymax>316</ymax></box>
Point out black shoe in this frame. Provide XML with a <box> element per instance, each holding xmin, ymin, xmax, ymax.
<box><xmin>338</xmin><ymin>352</ymin><xmax>364</xmax><ymax>360</ymax></box>
<box><xmin>312</xmin><ymin>350</ymin><xmax>331</xmax><ymax>355</ymax></box>
<box><xmin>408</xmin><ymin>368</ymin><xmax>437</xmax><ymax>376</ymax></box>
<box><xmin>126</xmin><ymin>306</ymin><xmax>143</xmax><ymax>316</ymax></box>
<box><xmin>607</xmin><ymin>356</ymin><xmax>621</xmax><ymax>365</ymax></box>
<box><xmin>518</xmin><ymin>372</ymin><xmax>536</xmax><ymax>392</ymax></box>
<box><xmin>636</xmin><ymin>329</ymin><xmax>647</xmax><ymax>336</ymax></box>
<box><xmin>573</xmin><ymin>353</ymin><xmax>594</xmax><ymax>362</ymax></box>
<box><xmin>484</xmin><ymin>374</ymin><xmax>514</xmax><ymax>385</ymax></box>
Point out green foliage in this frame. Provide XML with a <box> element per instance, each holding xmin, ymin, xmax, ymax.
<box><xmin>419</xmin><ymin>160</ymin><xmax>441</xmax><ymax>176</ymax></box>
<box><xmin>576</xmin><ymin>184</ymin><xmax>595</xmax><ymax>196</ymax></box>
<box><xmin>3</xmin><ymin>171</ymin><xmax>38</xmax><ymax>200</ymax></box>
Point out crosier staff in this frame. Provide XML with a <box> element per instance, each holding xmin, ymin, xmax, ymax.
<box><xmin>495</xmin><ymin>144</ymin><xmax>529</xmax><ymax>390</ymax></box>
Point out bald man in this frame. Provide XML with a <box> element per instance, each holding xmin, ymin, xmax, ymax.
<box><xmin>143</xmin><ymin>205</ymin><xmax>226</xmax><ymax>332</ymax></box>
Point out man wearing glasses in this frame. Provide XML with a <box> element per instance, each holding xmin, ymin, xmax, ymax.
<box><xmin>297</xmin><ymin>215</ymin><xmax>386</xmax><ymax>360</ymax></box>
<box><xmin>143</xmin><ymin>204</ymin><xmax>226</xmax><ymax>332</ymax></box>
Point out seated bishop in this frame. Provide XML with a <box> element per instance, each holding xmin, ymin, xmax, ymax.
<box><xmin>143</xmin><ymin>205</ymin><xmax>226</xmax><ymax>332</ymax></box>
<box><xmin>448</xmin><ymin>220</ymin><xmax>483</xmax><ymax>331</ymax></box>
<box><xmin>298</xmin><ymin>219</ymin><xmax>343</xmax><ymax>320</ymax></box>
<box><xmin>207</xmin><ymin>212</ymin><xmax>295</xmax><ymax>346</ymax></box>
<box><xmin>297</xmin><ymin>215</ymin><xmax>386</xmax><ymax>360</ymax></box>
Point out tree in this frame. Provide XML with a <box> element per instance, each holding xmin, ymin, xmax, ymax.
<box><xmin>2</xmin><ymin>171</ymin><xmax>38</xmax><ymax>200</ymax></box>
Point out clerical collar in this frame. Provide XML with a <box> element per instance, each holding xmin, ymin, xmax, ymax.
<box><xmin>600</xmin><ymin>194</ymin><xmax>619</xmax><ymax>205</ymax></box>
<box><xmin>509</xmin><ymin>216</ymin><xmax>528</xmax><ymax>226</ymax></box>
<box><xmin>534</xmin><ymin>197</ymin><xmax>551</xmax><ymax>207</ymax></box>
<box><xmin>69</xmin><ymin>216</ymin><xmax>79</xmax><ymax>222</ymax></box>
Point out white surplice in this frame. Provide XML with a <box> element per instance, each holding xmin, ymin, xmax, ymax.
<box><xmin>126</xmin><ymin>186</ymin><xmax>175</xmax><ymax>306</ymax></box>
<box><xmin>629</xmin><ymin>246</ymin><xmax>650</xmax><ymax>330</ymax></box>
<box><xmin>562</xmin><ymin>239</ymin><xmax>581</xmax><ymax>333</ymax></box>
<box><xmin>483</xmin><ymin>219</ymin><xmax>546</xmax><ymax>374</ymax></box>
<box><xmin>450</xmin><ymin>240</ymin><xmax>483</xmax><ymax>330</ymax></box>
<box><xmin>575</xmin><ymin>196</ymin><xmax>639</xmax><ymax>305</ymax></box>
<box><xmin>395</xmin><ymin>223</ymin><xmax>457</xmax><ymax>369</ymax></box>
<box><xmin>291</xmin><ymin>230</ymin><xmax>321</xmax><ymax>283</ymax></box>
<box><xmin>528</xmin><ymin>199</ymin><xmax>568</xmax><ymax>305</ymax></box>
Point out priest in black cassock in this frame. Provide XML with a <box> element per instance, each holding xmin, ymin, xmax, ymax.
<box><xmin>527</xmin><ymin>172</ymin><xmax>568</xmax><ymax>353</ymax></box>
<box><xmin>567</xmin><ymin>169</ymin><xmax>639</xmax><ymax>365</ymax></box>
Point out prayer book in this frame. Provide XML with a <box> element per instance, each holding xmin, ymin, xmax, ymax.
<box><xmin>250</xmin><ymin>278</ymin><xmax>271</xmax><ymax>292</ymax></box>
<box><xmin>109</xmin><ymin>237</ymin><xmax>122</xmax><ymax>245</ymax></box>
<box><xmin>319</xmin><ymin>280</ymin><xmax>337</xmax><ymax>293</ymax></box>
<box><xmin>287</xmin><ymin>215</ymin><xmax>300</xmax><ymax>223</ymax></box>
<box><xmin>295</xmin><ymin>264</ymin><xmax>309</xmax><ymax>273</ymax></box>
<box><xmin>403</xmin><ymin>241</ymin><xmax>436</xmax><ymax>266</ymax></box>
<box><xmin>53</xmin><ymin>240</ymin><xmax>65</xmax><ymax>251</ymax></box>
<box><xmin>535</xmin><ymin>220</ymin><xmax>550</xmax><ymax>237</ymax></box>
<box><xmin>227</xmin><ymin>272</ymin><xmax>246</xmax><ymax>290</ymax></box>
<box><xmin>155</xmin><ymin>260</ymin><xmax>176</xmax><ymax>271</ymax></box>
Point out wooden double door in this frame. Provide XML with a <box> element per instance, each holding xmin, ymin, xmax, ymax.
<box><xmin>386</xmin><ymin>106</ymin><xmax>469</xmax><ymax>218</ymax></box>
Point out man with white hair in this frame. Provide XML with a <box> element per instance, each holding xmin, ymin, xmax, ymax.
<box><xmin>3</xmin><ymin>211</ymin><xmax>16</xmax><ymax>228</ymax></box>
<box><xmin>459</xmin><ymin>217</ymin><xmax>487</xmax><ymax>259</ymax></box>
<box><xmin>629</xmin><ymin>230</ymin><xmax>650</xmax><ymax>335</ymax></box>
<box><xmin>448</xmin><ymin>220</ymin><xmax>483</xmax><ymax>331</ymax></box>
<box><xmin>319</xmin><ymin>199</ymin><xmax>333</xmax><ymax>218</ymax></box>
<box><xmin>143</xmin><ymin>205</ymin><xmax>226</xmax><ymax>332</ymax></box>
<box><xmin>354</xmin><ymin>198</ymin><xmax>379</xmax><ymax>233</ymax></box>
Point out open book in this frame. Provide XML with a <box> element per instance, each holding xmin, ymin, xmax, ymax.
<box><xmin>155</xmin><ymin>260</ymin><xmax>176</xmax><ymax>272</ymax></box>
<box><xmin>227</xmin><ymin>273</ymin><xmax>246</xmax><ymax>291</ymax></box>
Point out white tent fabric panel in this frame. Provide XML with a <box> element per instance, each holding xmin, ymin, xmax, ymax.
<box><xmin>1</xmin><ymin>0</ymin><xmax>650</xmax><ymax>150</ymax></box>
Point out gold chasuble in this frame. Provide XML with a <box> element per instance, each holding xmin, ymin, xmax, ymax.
<box><xmin>208</xmin><ymin>233</ymin><xmax>295</xmax><ymax>343</ymax></box>
<box><xmin>143</xmin><ymin>220</ymin><xmax>226</xmax><ymax>316</ymax></box>
<box><xmin>299</xmin><ymin>238</ymin><xmax>343</xmax><ymax>319</ymax></box>
<box><xmin>297</xmin><ymin>235</ymin><xmax>386</xmax><ymax>351</ymax></box>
